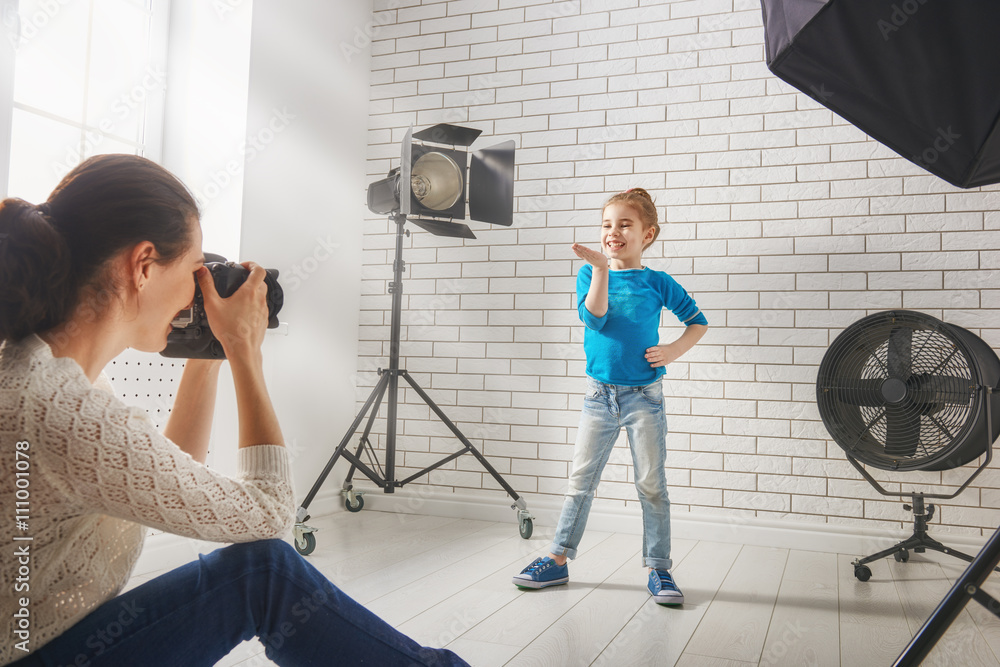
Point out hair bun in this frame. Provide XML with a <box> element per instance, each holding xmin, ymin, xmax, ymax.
<box><xmin>626</xmin><ymin>187</ymin><xmax>654</xmax><ymax>202</ymax></box>
<box><xmin>0</xmin><ymin>198</ymin><xmax>75</xmax><ymax>342</ymax></box>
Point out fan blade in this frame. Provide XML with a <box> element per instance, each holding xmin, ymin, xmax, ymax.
<box><xmin>884</xmin><ymin>405</ymin><xmax>919</xmax><ymax>458</ymax></box>
<box><xmin>827</xmin><ymin>379</ymin><xmax>884</xmax><ymax>406</ymax></box>
<box><xmin>910</xmin><ymin>374</ymin><xmax>973</xmax><ymax>407</ymax></box>
<box><xmin>886</xmin><ymin>327</ymin><xmax>912</xmax><ymax>379</ymax></box>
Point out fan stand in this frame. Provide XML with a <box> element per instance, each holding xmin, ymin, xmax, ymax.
<box><xmin>849</xmin><ymin>384</ymin><xmax>999</xmax><ymax>581</ymax></box>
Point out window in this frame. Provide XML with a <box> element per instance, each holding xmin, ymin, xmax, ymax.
<box><xmin>5</xmin><ymin>0</ymin><xmax>168</xmax><ymax>203</ymax></box>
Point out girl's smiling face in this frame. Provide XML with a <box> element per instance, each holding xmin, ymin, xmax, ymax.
<box><xmin>601</xmin><ymin>202</ymin><xmax>655</xmax><ymax>269</ymax></box>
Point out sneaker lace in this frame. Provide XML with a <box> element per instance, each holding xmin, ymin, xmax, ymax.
<box><xmin>524</xmin><ymin>558</ymin><xmax>548</xmax><ymax>574</ymax></box>
<box><xmin>655</xmin><ymin>570</ymin><xmax>675</xmax><ymax>589</ymax></box>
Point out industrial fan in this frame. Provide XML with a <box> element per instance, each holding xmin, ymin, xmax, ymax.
<box><xmin>816</xmin><ymin>310</ymin><xmax>1000</xmax><ymax>581</ymax></box>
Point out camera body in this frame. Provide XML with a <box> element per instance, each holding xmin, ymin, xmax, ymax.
<box><xmin>160</xmin><ymin>254</ymin><xmax>284</xmax><ymax>360</ymax></box>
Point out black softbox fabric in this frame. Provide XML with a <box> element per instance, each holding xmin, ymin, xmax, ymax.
<box><xmin>761</xmin><ymin>0</ymin><xmax>1000</xmax><ymax>189</ymax></box>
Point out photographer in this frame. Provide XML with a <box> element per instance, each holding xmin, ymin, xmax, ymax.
<box><xmin>0</xmin><ymin>154</ymin><xmax>466</xmax><ymax>666</ymax></box>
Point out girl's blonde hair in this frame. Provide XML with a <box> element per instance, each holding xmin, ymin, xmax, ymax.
<box><xmin>603</xmin><ymin>187</ymin><xmax>660</xmax><ymax>250</ymax></box>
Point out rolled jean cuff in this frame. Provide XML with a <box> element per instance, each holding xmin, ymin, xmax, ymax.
<box><xmin>645</xmin><ymin>557</ymin><xmax>673</xmax><ymax>570</ymax></box>
<box><xmin>548</xmin><ymin>542</ymin><xmax>578</xmax><ymax>560</ymax></box>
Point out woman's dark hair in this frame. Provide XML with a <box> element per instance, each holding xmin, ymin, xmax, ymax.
<box><xmin>0</xmin><ymin>154</ymin><xmax>199</xmax><ymax>343</ymax></box>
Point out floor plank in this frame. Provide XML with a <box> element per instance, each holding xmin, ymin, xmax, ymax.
<box><xmin>395</xmin><ymin>531</ymin><xmax>616</xmax><ymax>649</ymax></box>
<box><xmin>939</xmin><ymin>556</ymin><xmax>1000</xmax><ymax>662</ymax></box>
<box><xmin>504</xmin><ymin>549</ymin><xmax>646</xmax><ymax>666</ymax></box>
<box><xmin>508</xmin><ymin>538</ymin><xmax>699</xmax><ymax>667</ymax></box>
<box><xmin>759</xmin><ymin>550</ymin><xmax>840</xmax><ymax>667</ymax></box>
<box><xmin>683</xmin><ymin>545</ymin><xmax>789</xmax><ymax>663</ymax></box>
<box><xmin>459</xmin><ymin>531</ymin><xmax>638</xmax><ymax>648</ymax></box>
<box><xmin>889</xmin><ymin>556</ymin><xmax>999</xmax><ymax>667</ymax></box>
<box><xmin>592</xmin><ymin>539</ymin><xmax>743</xmax><ymax>667</ymax></box>
<box><xmin>837</xmin><ymin>554</ymin><xmax>912</xmax><ymax>666</ymax></box>
<box><xmin>342</xmin><ymin>519</ymin><xmax>513</xmax><ymax>604</ymax></box>
<box><xmin>365</xmin><ymin>530</ymin><xmax>534</xmax><ymax>627</ymax></box>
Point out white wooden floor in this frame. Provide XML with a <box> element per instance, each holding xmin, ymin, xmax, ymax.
<box><xmin>136</xmin><ymin>510</ymin><xmax>1000</xmax><ymax>666</ymax></box>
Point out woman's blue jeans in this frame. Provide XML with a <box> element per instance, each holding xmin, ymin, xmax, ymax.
<box><xmin>11</xmin><ymin>539</ymin><xmax>468</xmax><ymax>666</ymax></box>
<box><xmin>549</xmin><ymin>377</ymin><xmax>673</xmax><ymax>570</ymax></box>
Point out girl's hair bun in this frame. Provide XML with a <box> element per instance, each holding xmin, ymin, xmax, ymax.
<box><xmin>626</xmin><ymin>187</ymin><xmax>654</xmax><ymax>203</ymax></box>
<box><xmin>0</xmin><ymin>198</ymin><xmax>75</xmax><ymax>342</ymax></box>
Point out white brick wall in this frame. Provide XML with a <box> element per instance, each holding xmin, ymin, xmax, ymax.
<box><xmin>356</xmin><ymin>0</ymin><xmax>1000</xmax><ymax>537</ymax></box>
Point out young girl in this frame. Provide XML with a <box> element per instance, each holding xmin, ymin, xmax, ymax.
<box><xmin>512</xmin><ymin>188</ymin><xmax>708</xmax><ymax>605</ymax></box>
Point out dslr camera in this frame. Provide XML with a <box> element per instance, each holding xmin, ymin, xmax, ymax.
<box><xmin>160</xmin><ymin>254</ymin><xmax>284</xmax><ymax>359</ymax></box>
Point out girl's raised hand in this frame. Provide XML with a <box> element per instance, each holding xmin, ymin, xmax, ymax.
<box><xmin>572</xmin><ymin>243</ymin><xmax>608</xmax><ymax>268</ymax></box>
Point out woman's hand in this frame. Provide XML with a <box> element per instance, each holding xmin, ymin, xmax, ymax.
<box><xmin>572</xmin><ymin>243</ymin><xmax>608</xmax><ymax>269</ymax></box>
<box><xmin>196</xmin><ymin>262</ymin><xmax>269</xmax><ymax>360</ymax></box>
<box><xmin>197</xmin><ymin>262</ymin><xmax>284</xmax><ymax>449</ymax></box>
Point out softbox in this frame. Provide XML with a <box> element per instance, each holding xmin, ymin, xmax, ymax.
<box><xmin>760</xmin><ymin>0</ymin><xmax>1000</xmax><ymax>189</ymax></box>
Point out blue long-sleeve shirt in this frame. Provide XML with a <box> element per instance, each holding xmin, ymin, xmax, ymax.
<box><xmin>577</xmin><ymin>264</ymin><xmax>707</xmax><ymax>386</ymax></box>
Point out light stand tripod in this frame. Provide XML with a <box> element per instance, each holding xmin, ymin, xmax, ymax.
<box><xmin>293</xmin><ymin>212</ymin><xmax>532</xmax><ymax>555</ymax></box>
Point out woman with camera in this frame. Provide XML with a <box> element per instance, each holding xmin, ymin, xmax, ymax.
<box><xmin>0</xmin><ymin>154</ymin><xmax>467</xmax><ymax>666</ymax></box>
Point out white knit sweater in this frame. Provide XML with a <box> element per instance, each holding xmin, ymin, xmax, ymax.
<box><xmin>0</xmin><ymin>335</ymin><xmax>294</xmax><ymax>665</ymax></box>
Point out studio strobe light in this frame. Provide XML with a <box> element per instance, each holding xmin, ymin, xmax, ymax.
<box><xmin>293</xmin><ymin>125</ymin><xmax>531</xmax><ymax>555</ymax></box>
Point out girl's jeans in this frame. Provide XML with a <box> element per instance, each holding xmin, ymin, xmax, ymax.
<box><xmin>11</xmin><ymin>539</ymin><xmax>468</xmax><ymax>667</ymax></box>
<box><xmin>549</xmin><ymin>376</ymin><xmax>673</xmax><ymax>570</ymax></box>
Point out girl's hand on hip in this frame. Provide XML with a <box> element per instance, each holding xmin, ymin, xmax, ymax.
<box><xmin>572</xmin><ymin>243</ymin><xmax>608</xmax><ymax>269</ymax></box>
<box><xmin>645</xmin><ymin>344</ymin><xmax>681</xmax><ymax>368</ymax></box>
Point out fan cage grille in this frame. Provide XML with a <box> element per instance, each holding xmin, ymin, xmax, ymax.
<box><xmin>859</xmin><ymin>329</ymin><xmax>972</xmax><ymax>453</ymax></box>
<box><xmin>818</xmin><ymin>312</ymin><xmax>979</xmax><ymax>471</ymax></box>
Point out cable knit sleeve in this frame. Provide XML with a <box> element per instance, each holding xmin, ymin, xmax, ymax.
<box><xmin>36</xmin><ymin>362</ymin><xmax>294</xmax><ymax>543</ymax></box>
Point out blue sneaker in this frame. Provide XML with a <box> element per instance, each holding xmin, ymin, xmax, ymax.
<box><xmin>512</xmin><ymin>557</ymin><xmax>569</xmax><ymax>589</ymax></box>
<box><xmin>648</xmin><ymin>569</ymin><xmax>684</xmax><ymax>605</ymax></box>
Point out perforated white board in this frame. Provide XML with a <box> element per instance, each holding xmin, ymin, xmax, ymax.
<box><xmin>106</xmin><ymin>349</ymin><xmax>185</xmax><ymax>431</ymax></box>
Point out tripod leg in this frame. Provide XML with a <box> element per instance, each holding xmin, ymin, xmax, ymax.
<box><xmin>296</xmin><ymin>373</ymin><xmax>390</xmax><ymax>520</ymax></box>
<box><xmin>344</xmin><ymin>378</ymin><xmax>391</xmax><ymax>490</ymax></box>
<box><xmin>856</xmin><ymin>539</ymin><xmax>917</xmax><ymax>567</ymax></box>
<box><xmin>895</xmin><ymin>524</ymin><xmax>1000</xmax><ymax>666</ymax></box>
<box><xmin>402</xmin><ymin>371</ymin><xmax>522</xmax><ymax>502</ymax></box>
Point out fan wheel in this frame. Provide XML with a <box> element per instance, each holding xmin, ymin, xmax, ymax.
<box><xmin>817</xmin><ymin>310</ymin><xmax>1000</xmax><ymax>473</ymax></box>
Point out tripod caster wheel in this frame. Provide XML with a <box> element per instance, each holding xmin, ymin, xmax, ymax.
<box><xmin>345</xmin><ymin>495</ymin><xmax>365</xmax><ymax>513</ymax></box>
<box><xmin>894</xmin><ymin>549</ymin><xmax>910</xmax><ymax>563</ymax></box>
<box><xmin>519</xmin><ymin>517</ymin><xmax>533</xmax><ymax>540</ymax></box>
<box><xmin>295</xmin><ymin>532</ymin><xmax>316</xmax><ymax>556</ymax></box>
<box><xmin>854</xmin><ymin>564</ymin><xmax>872</xmax><ymax>582</ymax></box>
